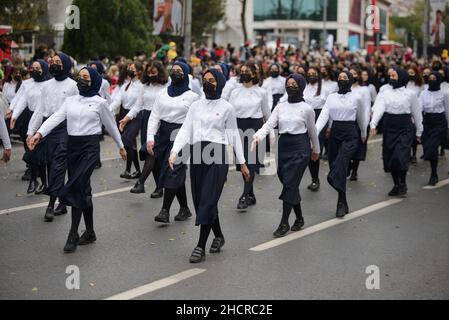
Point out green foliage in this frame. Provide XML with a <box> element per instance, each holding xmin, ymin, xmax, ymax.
<box><xmin>192</xmin><ymin>0</ymin><xmax>225</xmax><ymax>42</ymax></box>
<box><xmin>0</xmin><ymin>0</ymin><xmax>48</xmax><ymax>31</ymax></box>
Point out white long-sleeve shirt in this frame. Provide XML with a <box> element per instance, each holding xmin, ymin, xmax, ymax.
<box><xmin>254</xmin><ymin>101</ymin><xmax>320</xmax><ymax>154</ymax></box>
<box><xmin>304</xmin><ymin>83</ymin><xmax>327</xmax><ymax>110</ymax></box>
<box><xmin>8</xmin><ymin>79</ymin><xmax>32</xmax><ymax>111</ymax></box>
<box><xmin>370</xmin><ymin>86</ymin><xmax>423</xmax><ymax>137</ymax></box>
<box><xmin>262</xmin><ymin>76</ymin><xmax>286</xmax><ymax>96</ymax></box>
<box><xmin>12</xmin><ymin>79</ymin><xmax>47</xmax><ymax>119</ymax></box>
<box><xmin>147</xmin><ymin>90</ymin><xmax>199</xmax><ymax>142</ymax></box>
<box><xmin>222</xmin><ymin>77</ymin><xmax>240</xmax><ymax>101</ymax></box>
<box><xmin>171</xmin><ymin>98</ymin><xmax>246</xmax><ymax>164</ymax></box>
<box><xmin>100</xmin><ymin>79</ymin><xmax>112</xmax><ymax>105</ymax></box>
<box><xmin>322</xmin><ymin>80</ymin><xmax>338</xmax><ymax>96</ymax></box>
<box><xmin>316</xmin><ymin>91</ymin><xmax>369</xmax><ymax>139</ymax></box>
<box><xmin>27</xmin><ymin>77</ymin><xmax>78</xmax><ymax>136</ymax></box>
<box><xmin>352</xmin><ymin>85</ymin><xmax>372</xmax><ymax>122</ymax></box>
<box><xmin>37</xmin><ymin>95</ymin><xmax>124</xmax><ymax>149</ymax></box>
<box><xmin>2</xmin><ymin>82</ymin><xmax>19</xmax><ymax>104</ymax></box>
<box><xmin>142</xmin><ymin>83</ymin><xmax>168</xmax><ymax>111</ymax></box>
<box><xmin>0</xmin><ymin>107</ymin><xmax>11</xmax><ymax>149</ymax></box>
<box><xmin>419</xmin><ymin>89</ymin><xmax>449</xmax><ymax>127</ymax></box>
<box><xmin>108</xmin><ymin>79</ymin><xmax>144</xmax><ymax>119</ymax></box>
<box><xmin>229</xmin><ymin>85</ymin><xmax>271</xmax><ymax>120</ymax></box>
<box><xmin>406</xmin><ymin>82</ymin><xmax>424</xmax><ymax>98</ymax></box>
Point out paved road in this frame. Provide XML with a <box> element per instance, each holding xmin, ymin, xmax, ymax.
<box><xmin>1</xmin><ymin>136</ymin><xmax>448</xmax><ymax>300</ymax></box>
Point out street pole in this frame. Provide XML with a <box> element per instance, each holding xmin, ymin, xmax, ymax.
<box><xmin>183</xmin><ymin>0</ymin><xmax>192</xmax><ymax>59</ymax></box>
<box><xmin>423</xmin><ymin>0</ymin><xmax>430</xmax><ymax>59</ymax></box>
<box><xmin>322</xmin><ymin>0</ymin><xmax>328</xmax><ymax>50</ymax></box>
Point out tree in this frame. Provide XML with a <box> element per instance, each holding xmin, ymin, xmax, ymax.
<box><xmin>239</xmin><ymin>0</ymin><xmax>248</xmax><ymax>42</ymax></box>
<box><xmin>0</xmin><ymin>0</ymin><xmax>47</xmax><ymax>32</ymax></box>
<box><xmin>192</xmin><ymin>0</ymin><xmax>225</xmax><ymax>42</ymax></box>
<box><xmin>62</xmin><ymin>0</ymin><xmax>153</xmax><ymax>61</ymax></box>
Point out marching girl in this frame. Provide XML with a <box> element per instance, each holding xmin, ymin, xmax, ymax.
<box><xmin>407</xmin><ymin>66</ymin><xmax>425</xmax><ymax>164</ymax></box>
<box><xmin>27</xmin><ymin>52</ymin><xmax>78</xmax><ymax>222</ymax></box>
<box><xmin>361</xmin><ymin>68</ymin><xmax>377</xmax><ymax>105</ymax></box>
<box><xmin>88</xmin><ymin>61</ymin><xmax>112</xmax><ymax>104</ymax></box>
<box><xmin>252</xmin><ymin>74</ymin><xmax>320</xmax><ymax>237</ymax></box>
<box><xmin>10</xmin><ymin>60</ymin><xmax>51</xmax><ymax>195</ymax></box>
<box><xmin>316</xmin><ymin>71</ymin><xmax>369</xmax><ymax>218</ymax></box>
<box><xmin>347</xmin><ymin>67</ymin><xmax>372</xmax><ymax>181</ymax></box>
<box><xmin>262</xmin><ymin>63</ymin><xmax>286</xmax><ymax>110</ymax></box>
<box><xmin>320</xmin><ymin>65</ymin><xmax>338</xmax><ymax>95</ymax></box>
<box><xmin>128</xmin><ymin>61</ymin><xmax>168</xmax><ymax>198</ymax></box>
<box><xmin>110</xmin><ymin>62</ymin><xmax>144</xmax><ymax>180</ymax></box>
<box><xmin>228</xmin><ymin>61</ymin><xmax>271</xmax><ymax>210</ymax></box>
<box><xmin>147</xmin><ymin>61</ymin><xmax>200</xmax><ymax>224</ymax></box>
<box><xmin>419</xmin><ymin>72</ymin><xmax>449</xmax><ymax>186</ymax></box>
<box><xmin>169</xmin><ymin>68</ymin><xmax>250</xmax><ymax>263</ymax></box>
<box><xmin>29</xmin><ymin>67</ymin><xmax>126</xmax><ymax>253</ymax></box>
<box><xmin>370</xmin><ymin>67</ymin><xmax>423</xmax><ymax>197</ymax></box>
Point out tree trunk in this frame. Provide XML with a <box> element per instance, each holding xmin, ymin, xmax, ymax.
<box><xmin>240</xmin><ymin>0</ymin><xmax>248</xmax><ymax>42</ymax></box>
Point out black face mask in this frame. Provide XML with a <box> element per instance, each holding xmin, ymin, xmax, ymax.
<box><xmin>423</xmin><ymin>75</ymin><xmax>430</xmax><ymax>84</ymax></box>
<box><xmin>286</xmin><ymin>85</ymin><xmax>300</xmax><ymax>97</ymax></box>
<box><xmin>389</xmin><ymin>79</ymin><xmax>400</xmax><ymax>89</ymax></box>
<box><xmin>31</xmin><ymin>70</ymin><xmax>42</xmax><ymax>80</ymax></box>
<box><xmin>170</xmin><ymin>72</ymin><xmax>184</xmax><ymax>84</ymax></box>
<box><xmin>77</xmin><ymin>78</ymin><xmax>91</xmax><ymax>92</ymax></box>
<box><xmin>127</xmin><ymin>70</ymin><xmax>136</xmax><ymax>79</ymax></box>
<box><xmin>13</xmin><ymin>75</ymin><xmax>21</xmax><ymax>82</ymax></box>
<box><xmin>409</xmin><ymin>75</ymin><xmax>417</xmax><ymax>81</ymax></box>
<box><xmin>428</xmin><ymin>80</ymin><xmax>440</xmax><ymax>91</ymax></box>
<box><xmin>149</xmin><ymin>75</ymin><xmax>158</xmax><ymax>83</ymax></box>
<box><xmin>49</xmin><ymin>64</ymin><xmax>62</xmax><ymax>76</ymax></box>
<box><xmin>270</xmin><ymin>71</ymin><xmax>279</xmax><ymax>78</ymax></box>
<box><xmin>203</xmin><ymin>81</ymin><xmax>217</xmax><ymax>99</ymax></box>
<box><xmin>337</xmin><ymin>80</ymin><xmax>351</xmax><ymax>93</ymax></box>
<box><xmin>321</xmin><ymin>72</ymin><xmax>328</xmax><ymax>79</ymax></box>
<box><xmin>307</xmin><ymin>76</ymin><xmax>318</xmax><ymax>84</ymax></box>
<box><xmin>240</xmin><ymin>73</ymin><xmax>252</xmax><ymax>83</ymax></box>
<box><xmin>352</xmin><ymin>77</ymin><xmax>358</xmax><ymax>84</ymax></box>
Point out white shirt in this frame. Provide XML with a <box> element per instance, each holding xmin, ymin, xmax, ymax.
<box><xmin>352</xmin><ymin>85</ymin><xmax>372</xmax><ymax>117</ymax></box>
<box><xmin>364</xmin><ymin>84</ymin><xmax>377</xmax><ymax>103</ymax></box>
<box><xmin>316</xmin><ymin>91</ymin><xmax>369</xmax><ymax>139</ymax></box>
<box><xmin>100</xmin><ymin>79</ymin><xmax>112</xmax><ymax>105</ymax></box>
<box><xmin>2</xmin><ymin>82</ymin><xmax>18</xmax><ymax>104</ymax></box>
<box><xmin>304</xmin><ymin>83</ymin><xmax>327</xmax><ymax>110</ymax></box>
<box><xmin>171</xmin><ymin>98</ymin><xmax>246</xmax><ymax>164</ymax></box>
<box><xmin>419</xmin><ymin>89</ymin><xmax>449</xmax><ymax>127</ymax></box>
<box><xmin>322</xmin><ymin>80</ymin><xmax>338</xmax><ymax>96</ymax></box>
<box><xmin>254</xmin><ymin>101</ymin><xmax>320</xmax><ymax>154</ymax></box>
<box><xmin>370</xmin><ymin>86</ymin><xmax>423</xmax><ymax>136</ymax></box>
<box><xmin>12</xmin><ymin>79</ymin><xmax>46</xmax><ymax>118</ymax></box>
<box><xmin>8</xmin><ymin>79</ymin><xmax>33</xmax><ymax>111</ymax></box>
<box><xmin>109</xmin><ymin>79</ymin><xmax>144</xmax><ymax>119</ymax></box>
<box><xmin>27</xmin><ymin>77</ymin><xmax>78</xmax><ymax>135</ymax></box>
<box><xmin>229</xmin><ymin>85</ymin><xmax>271</xmax><ymax>120</ymax></box>
<box><xmin>147</xmin><ymin>90</ymin><xmax>199</xmax><ymax>142</ymax></box>
<box><xmin>142</xmin><ymin>83</ymin><xmax>168</xmax><ymax>111</ymax></box>
<box><xmin>0</xmin><ymin>107</ymin><xmax>11</xmax><ymax>149</ymax></box>
<box><xmin>222</xmin><ymin>77</ymin><xmax>240</xmax><ymax>101</ymax></box>
<box><xmin>407</xmin><ymin>82</ymin><xmax>424</xmax><ymax>98</ymax></box>
<box><xmin>262</xmin><ymin>76</ymin><xmax>286</xmax><ymax>96</ymax></box>
<box><xmin>37</xmin><ymin>95</ymin><xmax>124</xmax><ymax>149</ymax></box>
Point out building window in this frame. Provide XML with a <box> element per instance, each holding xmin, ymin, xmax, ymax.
<box><xmin>254</xmin><ymin>0</ymin><xmax>338</xmax><ymax>22</ymax></box>
<box><xmin>349</xmin><ymin>0</ymin><xmax>362</xmax><ymax>26</ymax></box>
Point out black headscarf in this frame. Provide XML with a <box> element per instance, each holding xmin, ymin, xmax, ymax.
<box><xmin>88</xmin><ymin>60</ymin><xmax>105</xmax><ymax>76</ymax></box>
<box><xmin>168</xmin><ymin>61</ymin><xmax>191</xmax><ymax>97</ymax></box>
<box><xmin>428</xmin><ymin>71</ymin><xmax>442</xmax><ymax>92</ymax></box>
<box><xmin>203</xmin><ymin>68</ymin><xmax>226</xmax><ymax>100</ymax></box>
<box><xmin>79</xmin><ymin>67</ymin><xmax>102</xmax><ymax>98</ymax></box>
<box><xmin>54</xmin><ymin>52</ymin><xmax>72</xmax><ymax>81</ymax></box>
<box><xmin>337</xmin><ymin>71</ymin><xmax>354</xmax><ymax>95</ymax></box>
<box><xmin>286</xmin><ymin>73</ymin><xmax>306</xmax><ymax>103</ymax></box>
<box><xmin>33</xmin><ymin>59</ymin><xmax>51</xmax><ymax>82</ymax></box>
<box><xmin>391</xmin><ymin>67</ymin><xmax>409</xmax><ymax>89</ymax></box>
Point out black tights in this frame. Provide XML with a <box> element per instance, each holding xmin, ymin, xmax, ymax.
<box><xmin>197</xmin><ymin>216</ymin><xmax>223</xmax><ymax>250</ymax></box>
<box><xmin>241</xmin><ymin>171</ymin><xmax>255</xmax><ymax>198</ymax></box>
<box><xmin>338</xmin><ymin>191</ymin><xmax>347</xmax><ymax>205</ymax></box>
<box><xmin>391</xmin><ymin>170</ymin><xmax>407</xmax><ymax>186</ymax></box>
<box><xmin>125</xmin><ymin>147</ymin><xmax>140</xmax><ymax>173</ymax></box>
<box><xmin>309</xmin><ymin>159</ymin><xmax>320</xmax><ymax>181</ymax></box>
<box><xmin>281</xmin><ymin>201</ymin><xmax>303</xmax><ymax>225</ymax></box>
<box><xmin>430</xmin><ymin>160</ymin><xmax>438</xmax><ymax>177</ymax></box>
<box><xmin>162</xmin><ymin>185</ymin><xmax>188</xmax><ymax>211</ymax></box>
<box><xmin>30</xmin><ymin>164</ymin><xmax>46</xmax><ymax>184</ymax></box>
<box><xmin>138</xmin><ymin>154</ymin><xmax>161</xmax><ymax>187</ymax></box>
<box><xmin>350</xmin><ymin>160</ymin><xmax>360</xmax><ymax>175</ymax></box>
<box><xmin>70</xmin><ymin>206</ymin><xmax>94</xmax><ymax>234</ymax></box>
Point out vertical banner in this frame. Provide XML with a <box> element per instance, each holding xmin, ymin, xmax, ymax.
<box><xmin>153</xmin><ymin>0</ymin><xmax>184</xmax><ymax>35</ymax></box>
<box><xmin>429</xmin><ymin>0</ymin><xmax>447</xmax><ymax>46</ymax></box>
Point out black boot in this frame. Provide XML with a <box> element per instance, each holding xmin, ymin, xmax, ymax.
<box><xmin>428</xmin><ymin>175</ymin><xmax>439</xmax><ymax>186</ymax></box>
<box><xmin>247</xmin><ymin>194</ymin><xmax>257</xmax><ymax>206</ymax></box>
<box><xmin>336</xmin><ymin>202</ymin><xmax>348</xmax><ymax>218</ymax></box>
<box><xmin>388</xmin><ymin>185</ymin><xmax>400</xmax><ymax>196</ymax></box>
<box><xmin>130</xmin><ymin>171</ymin><xmax>141</xmax><ymax>179</ymax></box>
<box><xmin>210</xmin><ymin>237</ymin><xmax>225</xmax><ymax>253</ymax></box>
<box><xmin>44</xmin><ymin>206</ymin><xmax>54</xmax><ymax>222</ymax></box>
<box><xmin>54</xmin><ymin>204</ymin><xmax>68</xmax><ymax>216</ymax></box>
<box><xmin>291</xmin><ymin>217</ymin><xmax>305</xmax><ymax>232</ymax></box>
<box><xmin>63</xmin><ymin>232</ymin><xmax>80</xmax><ymax>253</ymax></box>
<box><xmin>174</xmin><ymin>207</ymin><xmax>192</xmax><ymax>221</ymax></box>
<box><xmin>189</xmin><ymin>247</ymin><xmax>206</xmax><ymax>263</ymax></box>
<box><xmin>349</xmin><ymin>172</ymin><xmax>358</xmax><ymax>181</ymax></box>
<box><xmin>398</xmin><ymin>184</ymin><xmax>408</xmax><ymax>197</ymax></box>
<box><xmin>307</xmin><ymin>179</ymin><xmax>320</xmax><ymax>192</ymax></box>
<box><xmin>21</xmin><ymin>168</ymin><xmax>31</xmax><ymax>181</ymax></box>
<box><xmin>27</xmin><ymin>180</ymin><xmax>38</xmax><ymax>194</ymax></box>
<box><xmin>120</xmin><ymin>170</ymin><xmax>132</xmax><ymax>179</ymax></box>
<box><xmin>130</xmin><ymin>181</ymin><xmax>145</xmax><ymax>194</ymax></box>
<box><xmin>78</xmin><ymin>230</ymin><xmax>97</xmax><ymax>246</ymax></box>
<box><xmin>237</xmin><ymin>196</ymin><xmax>248</xmax><ymax>210</ymax></box>
<box><xmin>273</xmin><ymin>224</ymin><xmax>290</xmax><ymax>238</ymax></box>
<box><xmin>150</xmin><ymin>188</ymin><xmax>164</xmax><ymax>199</ymax></box>
<box><xmin>34</xmin><ymin>183</ymin><xmax>47</xmax><ymax>195</ymax></box>
<box><xmin>155</xmin><ymin>209</ymin><xmax>170</xmax><ymax>223</ymax></box>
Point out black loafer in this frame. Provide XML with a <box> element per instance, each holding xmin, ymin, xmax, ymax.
<box><xmin>34</xmin><ymin>184</ymin><xmax>47</xmax><ymax>195</ymax></box>
<box><xmin>120</xmin><ymin>171</ymin><xmax>132</xmax><ymax>179</ymax></box>
<box><xmin>44</xmin><ymin>207</ymin><xmax>54</xmax><ymax>222</ymax></box>
<box><xmin>63</xmin><ymin>232</ymin><xmax>80</xmax><ymax>253</ymax></box>
<box><xmin>54</xmin><ymin>204</ymin><xmax>67</xmax><ymax>216</ymax></box>
<box><xmin>21</xmin><ymin>169</ymin><xmax>31</xmax><ymax>181</ymax></box>
<box><xmin>210</xmin><ymin>237</ymin><xmax>225</xmax><ymax>253</ymax></box>
<box><xmin>237</xmin><ymin>197</ymin><xmax>248</xmax><ymax>210</ymax></box>
<box><xmin>130</xmin><ymin>171</ymin><xmax>141</xmax><ymax>179</ymax></box>
<box><xmin>336</xmin><ymin>202</ymin><xmax>348</xmax><ymax>218</ymax></box>
<box><xmin>189</xmin><ymin>247</ymin><xmax>205</xmax><ymax>263</ymax></box>
<box><xmin>291</xmin><ymin>217</ymin><xmax>304</xmax><ymax>232</ymax></box>
<box><xmin>155</xmin><ymin>209</ymin><xmax>170</xmax><ymax>223</ymax></box>
<box><xmin>428</xmin><ymin>175</ymin><xmax>439</xmax><ymax>187</ymax></box>
<box><xmin>308</xmin><ymin>179</ymin><xmax>320</xmax><ymax>192</ymax></box>
<box><xmin>174</xmin><ymin>207</ymin><xmax>192</xmax><ymax>221</ymax></box>
<box><xmin>130</xmin><ymin>181</ymin><xmax>145</xmax><ymax>194</ymax></box>
<box><xmin>150</xmin><ymin>189</ymin><xmax>164</xmax><ymax>199</ymax></box>
<box><xmin>78</xmin><ymin>230</ymin><xmax>97</xmax><ymax>246</ymax></box>
<box><xmin>27</xmin><ymin>180</ymin><xmax>38</xmax><ymax>194</ymax></box>
<box><xmin>273</xmin><ymin>224</ymin><xmax>290</xmax><ymax>238</ymax></box>
<box><xmin>247</xmin><ymin>194</ymin><xmax>256</xmax><ymax>206</ymax></box>
<box><xmin>388</xmin><ymin>186</ymin><xmax>400</xmax><ymax>197</ymax></box>
<box><xmin>349</xmin><ymin>173</ymin><xmax>358</xmax><ymax>181</ymax></box>
<box><xmin>398</xmin><ymin>184</ymin><xmax>408</xmax><ymax>197</ymax></box>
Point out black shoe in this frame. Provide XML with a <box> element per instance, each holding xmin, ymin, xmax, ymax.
<box><xmin>210</xmin><ymin>237</ymin><xmax>225</xmax><ymax>253</ymax></box>
<box><xmin>130</xmin><ymin>171</ymin><xmax>141</xmax><ymax>179</ymax></box>
<box><xmin>150</xmin><ymin>188</ymin><xmax>164</xmax><ymax>199</ymax></box>
<box><xmin>63</xmin><ymin>232</ymin><xmax>80</xmax><ymax>253</ymax></box>
<box><xmin>322</xmin><ymin>154</ymin><xmax>328</xmax><ymax>161</ymax></box>
<box><xmin>428</xmin><ymin>175</ymin><xmax>439</xmax><ymax>186</ymax></box>
<box><xmin>130</xmin><ymin>181</ymin><xmax>145</xmax><ymax>194</ymax></box>
<box><xmin>410</xmin><ymin>156</ymin><xmax>417</xmax><ymax>165</ymax></box>
<box><xmin>27</xmin><ymin>180</ymin><xmax>38</xmax><ymax>194</ymax></box>
<box><xmin>388</xmin><ymin>186</ymin><xmax>400</xmax><ymax>196</ymax></box>
<box><xmin>53</xmin><ymin>204</ymin><xmax>67</xmax><ymax>216</ymax></box>
<box><xmin>94</xmin><ymin>161</ymin><xmax>102</xmax><ymax>170</ymax></box>
<box><xmin>21</xmin><ymin>169</ymin><xmax>31</xmax><ymax>181</ymax></box>
<box><xmin>273</xmin><ymin>224</ymin><xmax>290</xmax><ymax>238</ymax></box>
<box><xmin>189</xmin><ymin>247</ymin><xmax>205</xmax><ymax>263</ymax></box>
<box><xmin>237</xmin><ymin>196</ymin><xmax>248</xmax><ymax>210</ymax></box>
<box><xmin>398</xmin><ymin>184</ymin><xmax>408</xmax><ymax>197</ymax></box>
<box><xmin>336</xmin><ymin>202</ymin><xmax>348</xmax><ymax>218</ymax></box>
<box><xmin>78</xmin><ymin>230</ymin><xmax>97</xmax><ymax>246</ymax></box>
<box><xmin>155</xmin><ymin>209</ymin><xmax>170</xmax><ymax>223</ymax></box>
<box><xmin>349</xmin><ymin>172</ymin><xmax>358</xmax><ymax>181</ymax></box>
<box><xmin>34</xmin><ymin>184</ymin><xmax>47</xmax><ymax>195</ymax></box>
<box><xmin>308</xmin><ymin>179</ymin><xmax>320</xmax><ymax>192</ymax></box>
<box><xmin>291</xmin><ymin>217</ymin><xmax>305</xmax><ymax>232</ymax></box>
<box><xmin>44</xmin><ymin>207</ymin><xmax>54</xmax><ymax>222</ymax></box>
<box><xmin>247</xmin><ymin>194</ymin><xmax>257</xmax><ymax>206</ymax></box>
<box><xmin>120</xmin><ymin>171</ymin><xmax>132</xmax><ymax>179</ymax></box>
<box><xmin>174</xmin><ymin>207</ymin><xmax>192</xmax><ymax>221</ymax></box>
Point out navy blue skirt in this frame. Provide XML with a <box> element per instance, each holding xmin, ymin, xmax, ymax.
<box><xmin>190</xmin><ymin>142</ymin><xmax>229</xmax><ymax>226</ymax></box>
<box><xmin>351</xmin><ymin>124</ymin><xmax>368</xmax><ymax>161</ymax></box>
<box><xmin>59</xmin><ymin>135</ymin><xmax>100</xmax><ymax>209</ymax></box>
<box><xmin>277</xmin><ymin>133</ymin><xmax>311</xmax><ymax>205</ymax></box>
<box><xmin>155</xmin><ymin>120</ymin><xmax>186</xmax><ymax>189</ymax></box>
<box><xmin>236</xmin><ymin>117</ymin><xmax>264</xmax><ymax>174</ymax></box>
<box><xmin>422</xmin><ymin>112</ymin><xmax>448</xmax><ymax>161</ymax></box>
<box><xmin>14</xmin><ymin>107</ymin><xmax>32</xmax><ymax>141</ymax></box>
<box><xmin>45</xmin><ymin>119</ymin><xmax>68</xmax><ymax>197</ymax></box>
<box><xmin>139</xmin><ymin>109</ymin><xmax>151</xmax><ymax>160</ymax></box>
<box><xmin>119</xmin><ymin>106</ymin><xmax>141</xmax><ymax>150</ymax></box>
<box><xmin>327</xmin><ymin>121</ymin><xmax>359</xmax><ymax>192</ymax></box>
<box><xmin>382</xmin><ymin>113</ymin><xmax>415</xmax><ymax>172</ymax></box>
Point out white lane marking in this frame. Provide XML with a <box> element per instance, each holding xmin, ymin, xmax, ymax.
<box><xmin>0</xmin><ymin>187</ymin><xmax>131</xmax><ymax>216</ymax></box>
<box><xmin>249</xmin><ymin>199</ymin><xmax>403</xmax><ymax>252</ymax></box>
<box><xmin>368</xmin><ymin>138</ymin><xmax>382</xmax><ymax>145</ymax></box>
<box><xmin>105</xmin><ymin>268</ymin><xmax>207</xmax><ymax>300</ymax></box>
<box><xmin>422</xmin><ymin>178</ymin><xmax>449</xmax><ymax>190</ymax></box>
